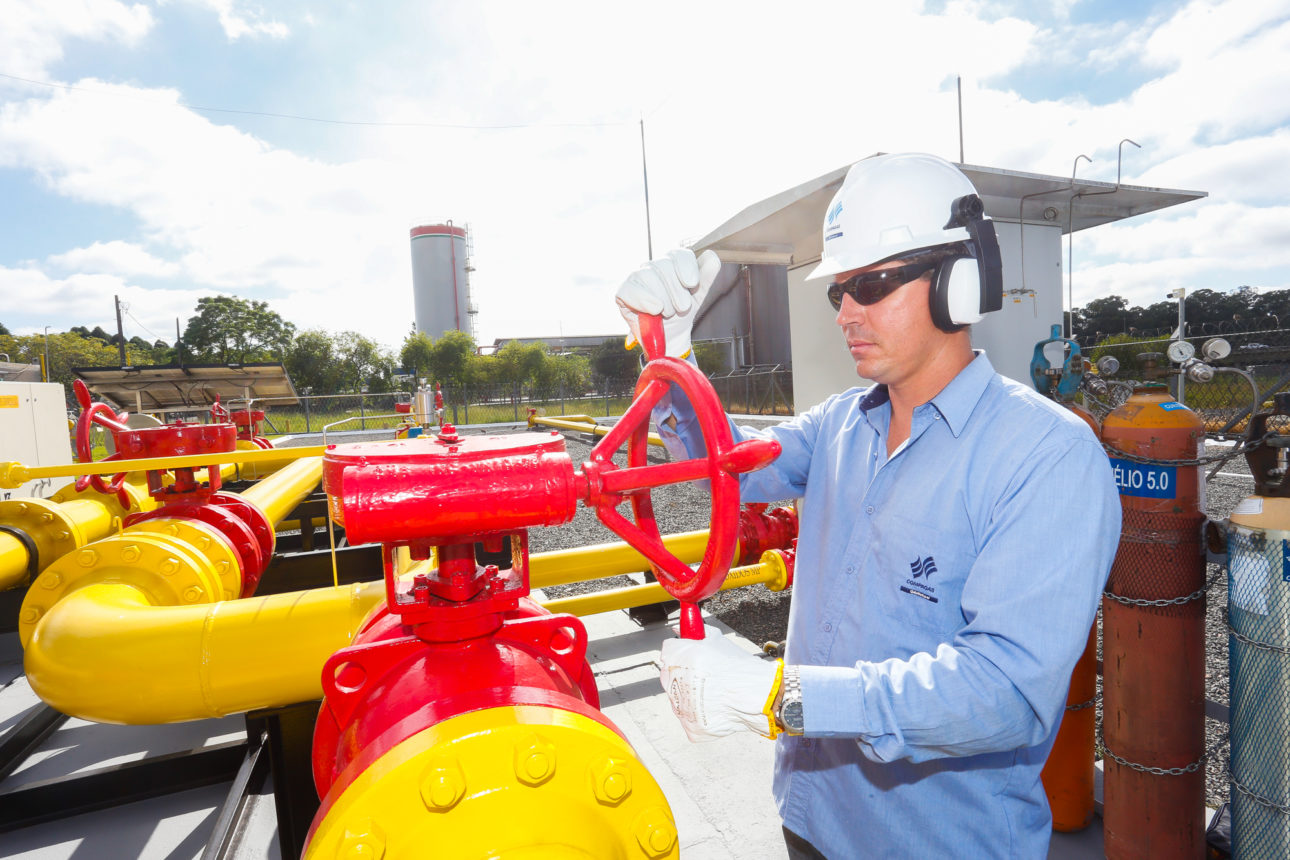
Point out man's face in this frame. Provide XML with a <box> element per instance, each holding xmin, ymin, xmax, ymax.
<box><xmin>833</xmin><ymin>258</ymin><xmax>943</xmax><ymax>385</ymax></box>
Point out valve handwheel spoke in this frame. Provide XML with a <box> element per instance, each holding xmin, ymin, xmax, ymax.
<box><xmin>72</xmin><ymin>379</ymin><xmax>133</xmax><ymax>508</ymax></box>
<box><xmin>586</xmin><ymin>315</ymin><xmax>779</xmax><ymax>639</ymax></box>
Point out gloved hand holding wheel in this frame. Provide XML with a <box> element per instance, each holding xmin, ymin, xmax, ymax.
<box><xmin>616</xmin><ymin>248</ymin><xmax>723</xmax><ymax>359</ymax></box>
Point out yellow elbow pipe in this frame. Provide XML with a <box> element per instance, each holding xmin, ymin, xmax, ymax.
<box><xmin>529</xmin><ymin>530</ymin><xmax>711</xmax><ymax>589</ymax></box>
<box><xmin>236</xmin><ymin>456</ymin><xmax>323</xmax><ymax>527</ymax></box>
<box><xmin>24</xmin><ymin>580</ymin><xmax>384</xmax><ymax>724</ymax></box>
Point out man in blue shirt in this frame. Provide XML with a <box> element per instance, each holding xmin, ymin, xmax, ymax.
<box><xmin>615</xmin><ymin>152</ymin><xmax>1120</xmax><ymax>858</ymax></box>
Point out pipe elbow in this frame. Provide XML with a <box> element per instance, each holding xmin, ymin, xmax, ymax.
<box><xmin>25</xmin><ymin>580</ymin><xmax>384</xmax><ymax>724</ymax></box>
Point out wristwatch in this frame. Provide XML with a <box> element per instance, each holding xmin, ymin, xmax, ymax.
<box><xmin>777</xmin><ymin>665</ymin><xmax>805</xmax><ymax>735</ymax></box>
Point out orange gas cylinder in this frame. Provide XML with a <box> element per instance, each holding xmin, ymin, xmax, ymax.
<box><xmin>1040</xmin><ymin>401</ymin><xmax>1101</xmax><ymax>833</ymax></box>
<box><xmin>1101</xmin><ymin>383</ymin><xmax>1207</xmax><ymax>859</ymax></box>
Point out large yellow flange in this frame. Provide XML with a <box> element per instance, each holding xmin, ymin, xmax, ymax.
<box><xmin>129</xmin><ymin>519</ymin><xmax>242</xmax><ymax>600</ymax></box>
<box><xmin>19</xmin><ymin>531</ymin><xmax>223</xmax><ymax>646</ymax></box>
<box><xmin>0</xmin><ymin>498</ymin><xmax>87</xmax><ymax>582</ymax></box>
<box><xmin>306</xmin><ymin>705</ymin><xmax>678</xmax><ymax>860</ymax></box>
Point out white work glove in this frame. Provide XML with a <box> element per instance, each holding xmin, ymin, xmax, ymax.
<box><xmin>616</xmin><ymin>248</ymin><xmax>722</xmax><ymax>359</ymax></box>
<box><xmin>659</xmin><ymin>624</ymin><xmax>782</xmax><ymax>742</ymax></box>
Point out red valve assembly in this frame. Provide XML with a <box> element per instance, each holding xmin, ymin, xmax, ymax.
<box><xmin>303</xmin><ymin>315</ymin><xmax>781</xmax><ymax>858</ymax></box>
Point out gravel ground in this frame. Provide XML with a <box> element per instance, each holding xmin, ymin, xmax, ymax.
<box><xmin>328</xmin><ymin>423</ymin><xmax>1249</xmax><ymax>812</ymax></box>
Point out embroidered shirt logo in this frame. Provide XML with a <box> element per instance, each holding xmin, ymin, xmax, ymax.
<box><xmin>909</xmin><ymin>555</ymin><xmax>937</xmax><ymax>580</ymax></box>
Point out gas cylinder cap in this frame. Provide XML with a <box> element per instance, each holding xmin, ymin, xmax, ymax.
<box><xmin>437</xmin><ymin>424</ymin><xmax>461</xmax><ymax>443</ymax></box>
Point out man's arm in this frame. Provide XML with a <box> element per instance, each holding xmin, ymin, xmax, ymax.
<box><xmin>800</xmin><ymin>436</ymin><xmax>1120</xmax><ymax>762</ymax></box>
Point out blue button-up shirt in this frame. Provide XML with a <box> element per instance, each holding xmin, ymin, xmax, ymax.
<box><xmin>658</xmin><ymin>352</ymin><xmax>1120</xmax><ymax>859</ymax></box>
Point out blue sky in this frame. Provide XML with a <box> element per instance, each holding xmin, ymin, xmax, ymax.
<box><xmin>1</xmin><ymin>0</ymin><xmax>1287</xmax><ymax>352</ymax></box>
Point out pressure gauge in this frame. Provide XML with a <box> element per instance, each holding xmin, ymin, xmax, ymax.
<box><xmin>1167</xmin><ymin>340</ymin><xmax>1196</xmax><ymax>363</ymax></box>
<box><xmin>1202</xmin><ymin>338</ymin><xmax>1232</xmax><ymax>361</ymax></box>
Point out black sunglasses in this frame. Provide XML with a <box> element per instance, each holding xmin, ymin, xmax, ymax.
<box><xmin>826</xmin><ymin>260</ymin><xmax>936</xmax><ymax>310</ymax></box>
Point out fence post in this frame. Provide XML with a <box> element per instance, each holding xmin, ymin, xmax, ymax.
<box><xmin>604</xmin><ymin>378</ymin><xmax>610</xmax><ymax>417</ymax></box>
<box><xmin>303</xmin><ymin>396</ymin><xmax>311</xmax><ymax>434</ymax></box>
<box><xmin>514</xmin><ymin>383</ymin><xmax>520</xmax><ymax>422</ymax></box>
<box><xmin>360</xmin><ymin>395</ymin><xmax>366</xmax><ymax>431</ymax></box>
<box><xmin>559</xmin><ymin>380</ymin><xmax>565</xmax><ymax>416</ymax></box>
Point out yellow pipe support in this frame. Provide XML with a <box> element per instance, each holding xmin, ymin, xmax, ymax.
<box><xmin>236</xmin><ymin>456</ymin><xmax>323</xmax><ymax>527</ymax></box>
<box><xmin>526</xmin><ymin>413</ymin><xmax>665</xmax><ymax>448</ymax></box>
<box><xmin>529</xmin><ymin>530</ymin><xmax>711</xmax><ymax>589</ymax></box>
<box><xmin>0</xmin><ymin>445</ymin><xmax>327</xmax><ymax>490</ymax></box>
<box><xmin>539</xmin><ymin>559</ymin><xmax>786</xmax><ymax>618</ymax></box>
<box><xmin>24</xmin><ymin>580</ymin><xmax>385</xmax><ymax>724</ymax></box>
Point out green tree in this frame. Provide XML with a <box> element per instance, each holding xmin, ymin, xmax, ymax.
<box><xmin>591</xmin><ymin>337</ymin><xmax>641</xmax><ymax>379</ymax></box>
<box><xmin>400</xmin><ymin>331</ymin><xmax>435</xmax><ymax>379</ymax></box>
<box><xmin>182</xmin><ymin>296</ymin><xmax>295</xmax><ymax>364</ymax></box>
<box><xmin>285</xmin><ymin>329</ymin><xmax>341</xmax><ymax>393</ymax></box>
<box><xmin>495</xmin><ymin>340</ymin><xmax>548</xmax><ymax>386</ymax></box>
<box><xmin>428</xmin><ymin>330</ymin><xmax>478</xmax><ymax>384</ymax></box>
<box><xmin>693</xmin><ymin>341</ymin><xmax>730</xmax><ymax>375</ymax></box>
<box><xmin>0</xmin><ymin>332</ymin><xmax>150</xmax><ymax>389</ymax></box>
<box><xmin>0</xmin><ymin>321</ymin><xmax>9</xmax><ymax>336</ymax></box>
<box><xmin>333</xmin><ymin>331</ymin><xmax>395</xmax><ymax>393</ymax></box>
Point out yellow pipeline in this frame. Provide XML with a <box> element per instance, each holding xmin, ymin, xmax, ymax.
<box><xmin>236</xmin><ymin>456</ymin><xmax>323</xmax><ymax>526</ymax></box>
<box><xmin>0</xmin><ymin>491</ymin><xmax>130</xmax><ymax>590</ymax></box>
<box><xmin>24</xmin><ymin>580</ymin><xmax>384</xmax><ymax>724</ymax></box>
<box><xmin>529</xmin><ymin>530</ymin><xmax>710</xmax><ymax>589</ymax></box>
<box><xmin>526</xmin><ymin>412</ymin><xmax>664</xmax><ymax>447</ymax></box>
<box><xmin>0</xmin><ymin>445</ymin><xmax>326</xmax><ymax>490</ymax></box>
<box><xmin>539</xmin><ymin>557</ymin><xmax>788</xmax><ymax>617</ymax></box>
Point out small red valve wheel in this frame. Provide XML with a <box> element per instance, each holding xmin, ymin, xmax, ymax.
<box><xmin>72</xmin><ymin>379</ymin><xmax>133</xmax><ymax>509</ymax></box>
<box><xmin>210</xmin><ymin>395</ymin><xmax>230</xmax><ymax>424</ymax></box>
<box><xmin>586</xmin><ymin>316</ymin><xmax>780</xmax><ymax>639</ymax></box>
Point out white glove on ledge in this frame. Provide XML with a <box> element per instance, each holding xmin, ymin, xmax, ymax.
<box><xmin>659</xmin><ymin>624</ymin><xmax>782</xmax><ymax>742</ymax></box>
<box><xmin>616</xmin><ymin>248</ymin><xmax>722</xmax><ymax>359</ymax></box>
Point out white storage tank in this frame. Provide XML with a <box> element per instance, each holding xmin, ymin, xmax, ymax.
<box><xmin>410</xmin><ymin>223</ymin><xmax>475</xmax><ymax>340</ymax></box>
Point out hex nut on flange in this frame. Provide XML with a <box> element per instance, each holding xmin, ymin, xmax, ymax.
<box><xmin>420</xmin><ymin>759</ymin><xmax>466</xmax><ymax>811</ymax></box>
<box><xmin>337</xmin><ymin>817</ymin><xmax>386</xmax><ymax>859</ymax></box>
<box><xmin>514</xmin><ymin>734</ymin><xmax>557</xmax><ymax>787</ymax></box>
<box><xmin>590</xmin><ymin>757</ymin><xmax>633</xmax><ymax>806</ymax></box>
<box><xmin>633</xmin><ymin>806</ymin><xmax>678</xmax><ymax>858</ymax></box>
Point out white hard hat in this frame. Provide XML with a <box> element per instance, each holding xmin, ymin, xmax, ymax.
<box><xmin>808</xmin><ymin>152</ymin><xmax>1003</xmax><ymax>330</ymax></box>
<box><xmin>807</xmin><ymin>152</ymin><xmax>981</xmax><ymax>281</ymax></box>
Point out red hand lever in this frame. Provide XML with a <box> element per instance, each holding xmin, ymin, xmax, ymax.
<box><xmin>72</xmin><ymin>379</ymin><xmax>133</xmax><ymax>508</ymax></box>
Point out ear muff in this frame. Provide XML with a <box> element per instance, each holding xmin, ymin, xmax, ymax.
<box><xmin>929</xmin><ymin>195</ymin><xmax>1005</xmax><ymax>333</ymax></box>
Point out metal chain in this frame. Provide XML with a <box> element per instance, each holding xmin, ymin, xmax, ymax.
<box><xmin>1228</xmin><ymin>623</ymin><xmax>1290</xmax><ymax>656</ymax></box>
<box><xmin>1231</xmin><ymin>776</ymin><xmax>1290</xmax><ymax>816</ymax></box>
<box><xmin>1065</xmin><ymin>696</ymin><xmax>1098</xmax><ymax>712</ymax></box>
<box><xmin>1103</xmin><ymin>569</ymin><xmax>1222</xmax><ymax>608</ymax></box>
<box><xmin>1101</xmin><ymin>438</ymin><xmax>1259</xmax><ymax>468</ymax></box>
<box><xmin>1101</xmin><ymin>732</ymin><xmax>1229</xmax><ymax>777</ymax></box>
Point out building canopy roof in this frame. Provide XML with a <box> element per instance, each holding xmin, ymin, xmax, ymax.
<box><xmin>73</xmin><ymin>362</ymin><xmax>298</xmax><ymax>412</ymax></box>
<box><xmin>690</xmin><ymin>156</ymin><xmax>1206</xmax><ymax>268</ymax></box>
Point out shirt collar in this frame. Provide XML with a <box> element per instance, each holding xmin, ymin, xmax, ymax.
<box><xmin>856</xmin><ymin>350</ymin><xmax>995</xmax><ymax>438</ymax></box>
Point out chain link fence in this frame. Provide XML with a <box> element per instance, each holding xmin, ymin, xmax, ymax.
<box><xmin>230</xmin><ymin>370</ymin><xmax>795</xmax><ymax>438</ymax></box>
<box><xmin>1225</xmin><ymin>520</ymin><xmax>1290</xmax><ymax>857</ymax></box>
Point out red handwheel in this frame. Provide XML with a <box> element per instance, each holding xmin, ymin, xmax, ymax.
<box><xmin>584</xmin><ymin>315</ymin><xmax>780</xmax><ymax>639</ymax></box>
<box><xmin>72</xmin><ymin>379</ymin><xmax>133</xmax><ymax>508</ymax></box>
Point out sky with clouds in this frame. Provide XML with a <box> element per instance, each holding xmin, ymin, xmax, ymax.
<box><xmin>1</xmin><ymin>0</ymin><xmax>1287</xmax><ymax>353</ymax></box>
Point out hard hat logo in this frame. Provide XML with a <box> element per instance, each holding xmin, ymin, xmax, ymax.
<box><xmin>826</xmin><ymin>200</ymin><xmax>843</xmax><ymax>227</ymax></box>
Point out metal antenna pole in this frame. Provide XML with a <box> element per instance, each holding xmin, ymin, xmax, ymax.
<box><xmin>640</xmin><ymin>116</ymin><xmax>654</xmax><ymax>259</ymax></box>
<box><xmin>957</xmin><ymin>76</ymin><xmax>964</xmax><ymax>163</ymax></box>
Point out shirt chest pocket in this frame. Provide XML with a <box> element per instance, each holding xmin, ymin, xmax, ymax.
<box><xmin>868</xmin><ymin>512</ymin><xmax>975</xmax><ymax>636</ymax></box>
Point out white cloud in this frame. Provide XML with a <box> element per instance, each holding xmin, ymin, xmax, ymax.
<box><xmin>163</xmin><ymin>0</ymin><xmax>289</xmax><ymax>40</ymax></box>
<box><xmin>0</xmin><ymin>0</ymin><xmax>153</xmax><ymax>78</ymax></box>
<box><xmin>47</xmin><ymin>240</ymin><xmax>180</xmax><ymax>279</ymax></box>
<box><xmin>0</xmin><ymin>265</ymin><xmax>205</xmax><ymax>339</ymax></box>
